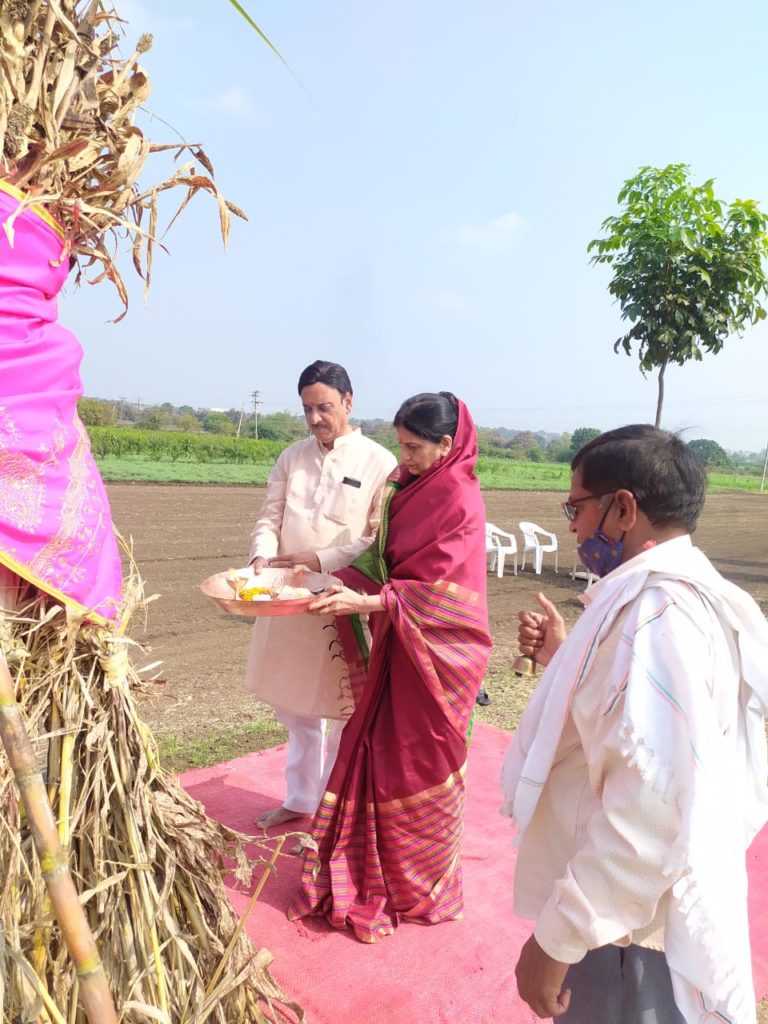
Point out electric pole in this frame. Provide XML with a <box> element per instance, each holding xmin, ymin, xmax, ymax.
<box><xmin>251</xmin><ymin>390</ymin><xmax>262</xmax><ymax>440</ymax></box>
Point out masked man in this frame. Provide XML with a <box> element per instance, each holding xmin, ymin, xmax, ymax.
<box><xmin>501</xmin><ymin>424</ymin><xmax>768</xmax><ymax>1024</ymax></box>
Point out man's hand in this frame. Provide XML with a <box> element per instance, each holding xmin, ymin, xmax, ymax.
<box><xmin>515</xmin><ymin>935</ymin><xmax>571</xmax><ymax>1018</ymax></box>
<box><xmin>517</xmin><ymin>592</ymin><xmax>568</xmax><ymax>668</ymax></box>
<box><xmin>266</xmin><ymin>551</ymin><xmax>322</xmax><ymax>573</ymax></box>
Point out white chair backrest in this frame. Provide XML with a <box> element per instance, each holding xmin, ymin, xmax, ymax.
<box><xmin>517</xmin><ymin>521</ymin><xmax>558</xmax><ymax>574</ymax></box>
<box><xmin>519</xmin><ymin>520</ymin><xmax>553</xmax><ymax>541</ymax></box>
<box><xmin>485</xmin><ymin>522</ymin><xmax>518</xmax><ymax>576</ymax></box>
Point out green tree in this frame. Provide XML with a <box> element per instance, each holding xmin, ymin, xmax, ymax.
<box><xmin>506</xmin><ymin>430</ymin><xmax>536</xmax><ymax>451</ymax></box>
<box><xmin>589</xmin><ymin>164</ymin><xmax>768</xmax><ymax>426</ymax></box>
<box><xmin>177</xmin><ymin>414</ymin><xmax>200</xmax><ymax>433</ymax></box>
<box><xmin>570</xmin><ymin>427</ymin><xmax>601</xmax><ymax>455</ymax></box>
<box><xmin>525</xmin><ymin>445</ymin><xmax>545</xmax><ymax>462</ymax></box>
<box><xmin>77</xmin><ymin>397</ymin><xmax>116</xmax><ymax>426</ymax></box>
<box><xmin>137</xmin><ymin>408</ymin><xmax>169</xmax><ymax>431</ymax></box>
<box><xmin>546</xmin><ymin>438</ymin><xmax>570</xmax><ymax>463</ymax></box>
<box><xmin>356</xmin><ymin>419</ymin><xmax>395</xmax><ymax>447</ymax></box>
<box><xmin>472</xmin><ymin>429</ymin><xmax>501</xmax><ymax>452</ymax></box>
<box><xmin>202</xmin><ymin>412</ymin><xmax>235</xmax><ymax>435</ymax></box>
<box><xmin>258</xmin><ymin>411</ymin><xmax>307</xmax><ymax>441</ymax></box>
<box><xmin>689</xmin><ymin>438</ymin><xmax>732</xmax><ymax>468</ymax></box>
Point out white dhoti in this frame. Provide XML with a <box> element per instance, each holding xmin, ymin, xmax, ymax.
<box><xmin>244</xmin><ymin>613</ymin><xmax>352</xmax><ymax>811</ymax></box>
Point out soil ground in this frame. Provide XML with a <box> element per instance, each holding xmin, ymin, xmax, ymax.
<box><xmin>108</xmin><ymin>484</ymin><xmax>768</xmax><ymax>754</ymax></box>
<box><xmin>108</xmin><ymin>483</ymin><xmax>768</xmax><ymax>1022</ymax></box>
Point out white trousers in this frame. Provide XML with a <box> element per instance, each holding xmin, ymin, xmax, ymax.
<box><xmin>274</xmin><ymin>709</ymin><xmax>344</xmax><ymax>814</ymax></box>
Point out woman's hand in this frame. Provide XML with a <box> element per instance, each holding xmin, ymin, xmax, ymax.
<box><xmin>308</xmin><ymin>585</ymin><xmax>383</xmax><ymax>617</ymax></box>
<box><xmin>518</xmin><ymin>592</ymin><xmax>567</xmax><ymax>668</ymax></box>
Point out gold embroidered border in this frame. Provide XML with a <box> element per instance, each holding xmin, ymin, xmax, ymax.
<box><xmin>322</xmin><ymin>761</ymin><xmax>467</xmax><ymax>815</ymax></box>
<box><xmin>0</xmin><ymin>178</ymin><xmax>66</xmax><ymax>240</ymax></box>
<box><xmin>0</xmin><ymin>548</ymin><xmax>112</xmax><ymax>627</ymax></box>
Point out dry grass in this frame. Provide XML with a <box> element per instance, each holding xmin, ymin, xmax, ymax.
<box><xmin>0</xmin><ymin>561</ymin><xmax>302</xmax><ymax>1023</ymax></box>
<box><xmin>0</xmin><ymin>0</ymin><xmax>246</xmax><ymax>318</ymax></box>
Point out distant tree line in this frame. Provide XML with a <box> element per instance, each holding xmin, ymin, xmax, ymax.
<box><xmin>77</xmin><ymin>397</ymin><xmax>763</xmax><ymax>473</ymax></box>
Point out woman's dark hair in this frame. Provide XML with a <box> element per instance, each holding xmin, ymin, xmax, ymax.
<box><xmin>571</xmin><ymin>424</ymin><xmax>707</xmax><ymax>533</ymax></box>
<box><xmin>393</xmin><ymin>392</ymin><xmax>459</xmax><ymax>442</ymax></box>
<box><xmin>297</xmin><ymin>360</ymin><xmax>353</xmax><ymax>397</ymax></box>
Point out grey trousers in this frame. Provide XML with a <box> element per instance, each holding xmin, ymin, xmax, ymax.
<box><xmin>560</xmin><ymin>945</ymin><xmax>685</xmax><ymax>1024</ymax></box>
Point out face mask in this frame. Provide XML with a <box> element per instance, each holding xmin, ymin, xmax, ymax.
<box><xmin>576</xmin><ymin>498</ymin><xmax>625</xmax><ymax>578</ymax></box>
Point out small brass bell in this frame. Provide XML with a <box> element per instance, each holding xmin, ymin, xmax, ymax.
<box><xmin>512</xmin><ymin>654</ymin><xmax>537</xmax><ymax>678</ymax></box>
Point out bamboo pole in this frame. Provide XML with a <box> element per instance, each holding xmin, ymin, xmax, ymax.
<box><xmin>0</xmin><ymin>654</ymin><xmax>118</xmax><ymax>1024</ymax></box>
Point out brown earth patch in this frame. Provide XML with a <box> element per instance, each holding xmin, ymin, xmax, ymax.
<box><xmin>107</xmin><ymin>485</ymin><xmax>768</xmax><ymax>744</ymax></box>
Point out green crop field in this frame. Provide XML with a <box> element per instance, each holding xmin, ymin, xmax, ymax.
<box><xmin>93</xmin><ymin>454</ymin><xmax>763</xmax><ymax>492</ymax></box>
<box><xmin>88</xmin><ymin>426</ymin><xmax>764</xmax><ymax>492</ymax></box>
<box><xmin>95</xmin><ymin>457</ymin><xmax>273</xmax><ymax>484</ymax></box>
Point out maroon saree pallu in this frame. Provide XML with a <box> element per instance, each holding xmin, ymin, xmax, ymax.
<box><xmin>290</xmin><ymin>399</ymin><xmax>492</xmax><ymax>942</ymax></box>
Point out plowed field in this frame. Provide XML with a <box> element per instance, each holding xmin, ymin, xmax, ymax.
<box><xmin>107</xmin><ymin>484</ymin><xmax>768</xmax><ymax>742</ymax></box>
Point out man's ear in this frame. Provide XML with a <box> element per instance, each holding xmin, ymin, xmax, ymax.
<box><xmin>615</xmin><ymin>488</ymin><xmax>638</xmax><ymax>530</ymax></box>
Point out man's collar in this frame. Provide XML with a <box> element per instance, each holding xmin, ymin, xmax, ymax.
<box><xmin>313</xmin><ymin>427</ymin><xmax>360</xmax><ymax>453</ymax></box>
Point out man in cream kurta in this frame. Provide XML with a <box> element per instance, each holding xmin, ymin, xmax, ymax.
<box><xmin>244</xmin><ymin>360</ymin><xmax>396</xmax><ymax>829</ymax></box>
<box><xmin>501</xmin><ymin>425</ymin><xmax>768</xmax><ymax>1024</ymax></box>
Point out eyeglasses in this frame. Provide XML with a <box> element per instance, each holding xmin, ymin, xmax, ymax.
<box><xmin>561</xmin><ymin>492</ymin><xmax>615</xmax><ymax>522</ymax></box>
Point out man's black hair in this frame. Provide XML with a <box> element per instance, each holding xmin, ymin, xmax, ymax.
<box><xmin>297</xmin><ymin>360</ymin><xmax>353</xmax><ymax>397</ymax></box>
<box><xmin>571</xmin><ymin>424</ymin><xmax>707</xmax><ymax>533</ymax></box>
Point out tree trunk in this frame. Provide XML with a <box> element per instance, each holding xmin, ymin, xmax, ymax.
<box><xmin>655</xmin><ymin>361</ymin><xmax>668</xmax><ymax>427</ymax></box>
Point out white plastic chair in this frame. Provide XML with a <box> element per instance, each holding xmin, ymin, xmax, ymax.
<box><xmin>571</xmin><ymin>554</ymin><xmax>597</xmax><ymax>589</ymax></box>
<box><xmin>518</xmin><ymin>521</ymin><xmax>559</xmax><ymax>575</ymax></box>
<box><xmin>486</xmin><ymin>522</ymin><xmax>518</xmax><ymax>578</ymax></box>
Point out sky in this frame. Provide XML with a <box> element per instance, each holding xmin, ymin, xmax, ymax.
<box><xmin>60</xmin><ymin>0</ymin><xmax>768</xmax><ymax>453</ymax></box>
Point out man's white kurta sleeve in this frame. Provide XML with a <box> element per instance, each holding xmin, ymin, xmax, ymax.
<box><xmin>248</xmin><ymin>456</ymin><xmax>287</xmax><ymax>562</ymax></box>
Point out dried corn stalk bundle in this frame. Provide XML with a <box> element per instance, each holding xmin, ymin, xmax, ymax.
<box><xmin>0</xmin><ymin>563</ymin><xmax>303</xmax><ymax>1024</ymax></box>
<box><xmin>0</xmin><ymin>0</ymin><xmax>246</xmax><ymax>317</ymax></box>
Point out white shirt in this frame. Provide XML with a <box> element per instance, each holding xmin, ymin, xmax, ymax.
<box><xmin>244</xmin><ymin>429</ymin><xmax>396</xmax><ymax>719</ymax></box>
<box><xmin>502</xmin><ymin>537</ymin><xmax>768</xmax><ymax>1023</ymax></box>
<box><xmin>516</xmin><ymin>581</ymin><xmax>739</xmax><ymax>959</ymax></box>
<box><xmin>249</xmin><ymin>429</ymin><xmax>396</xmax><ymax>573</ymax></box>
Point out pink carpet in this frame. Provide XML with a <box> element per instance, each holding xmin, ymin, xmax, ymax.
<box><xmin>181</xmin><ymin>723</ymin><xmax>768</xmax><ymax>1023</ymax></box>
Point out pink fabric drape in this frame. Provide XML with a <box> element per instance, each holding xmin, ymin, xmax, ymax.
<box><xmin>0</xmin><ymin>182</ymin><xmax>122</xmax><ymax>622</ymax></box>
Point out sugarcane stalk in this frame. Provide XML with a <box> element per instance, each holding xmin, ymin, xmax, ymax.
<box><xmin>0</xmin><ymin>654</ymin><xmax>118</xmax><ymax>1024</ymax></box>
<box><xmin>202</xmin><ymin>835</ymin><xmax>286</xmax><ymax>1005</ymax></box>
<box><xmin>31</xmin><ymin>908</ymin><xmax>54</xmax><ymax>1008</ymax></box>
<box><xmin>1</xmin><ymin>565</ymin><xmax>303</xmax><ymax>1023</ymax></box>
<box><xmin>47</xmin><ymin>701</ymin><xmax>61</xmax><ymax>805</ymax></box>
<box><xmin>104</xmin><ymin>733</ymin><xmax>169</xmax><ymax>1016</ymax></box>
<box><xmin>58</xmin><ymin>727</ymin><xmax>75</xmax><ymax>849</ymax></box>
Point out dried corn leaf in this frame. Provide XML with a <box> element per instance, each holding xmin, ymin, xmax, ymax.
<box><xmin>0</xmin><ymin>1</ymin><xmax>247</xmax><ymax>316</ymax></box>
<box><xmin>0</xmin><ymin>550</ymin><xmax>304</xmax><ymax>1022</ymax></box>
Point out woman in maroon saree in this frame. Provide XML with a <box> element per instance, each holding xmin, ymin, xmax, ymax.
<box><xmin>289</xmin><ymin>392</ymin><xmax>492</xmax><ymax>942</ymax></box>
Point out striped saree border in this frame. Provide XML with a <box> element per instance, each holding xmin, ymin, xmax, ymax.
<box><xmin>292</xmin><ymin>761</ymin><xmax>468</xmax><ymax>942</ymax></box>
